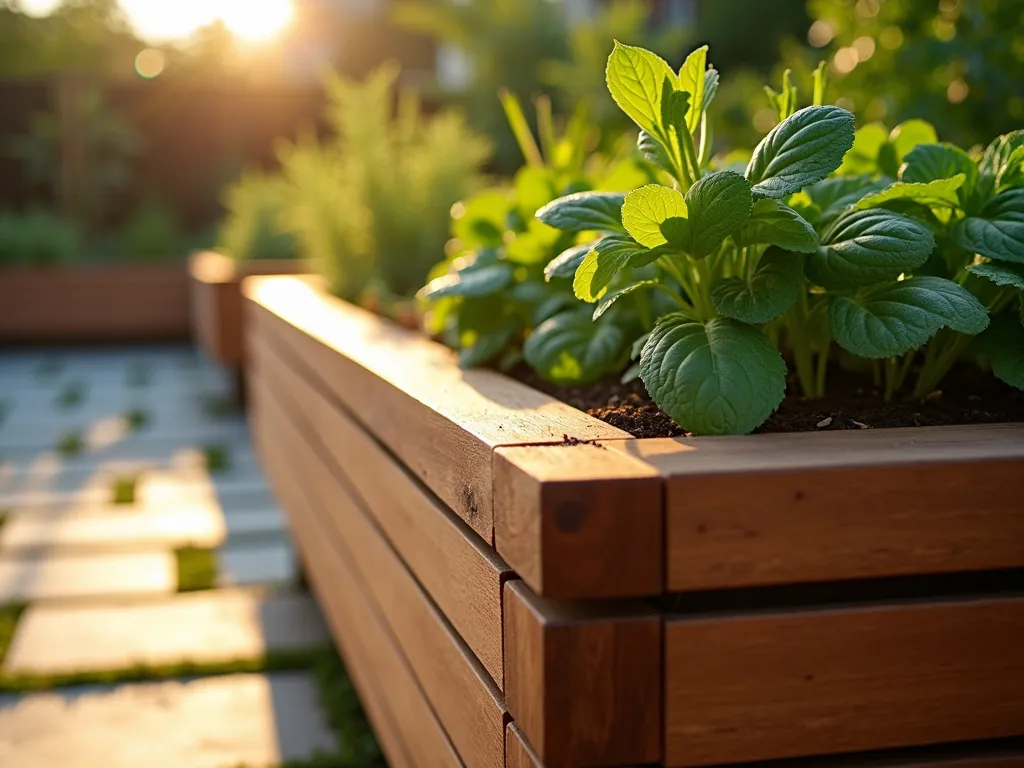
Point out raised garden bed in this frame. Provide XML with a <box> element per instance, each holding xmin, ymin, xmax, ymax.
<box><xmin>246</xmin><ymin>274</ymin><xmax>1024</xmax><ymax>768</ymax></box>
<box><xmin>188</xmin><ymin>250</ymin><xmax>304</xmax><ymax>373</ymax></box>
<box><xmin>0</xmin><ymin>262</ymin><xmax>190</xmax><ymax>343</ymax></box>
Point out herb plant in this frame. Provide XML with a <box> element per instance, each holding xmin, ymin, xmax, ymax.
<box><xmin>533</xmin><ymin>42</ymin><xmax>1005</xmax><ymax>435</ymax></box>
<box><xmin>418</xmin><ymin>92</ymin><xmax>655</xmax><ymax>379</ymax></box>
<box><xmin>216</xmin><ymin>170</ymin><xmax>297</xmax><ymax>262</ymax></box>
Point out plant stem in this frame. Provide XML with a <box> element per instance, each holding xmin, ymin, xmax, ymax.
<box><xmin>681</xmin><ymin>128</ymin><xmax>703</xmax><ymax>180</ymax></box>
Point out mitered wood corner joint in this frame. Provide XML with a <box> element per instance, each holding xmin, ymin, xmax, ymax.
<box><xmin>493</xmin><ymin>441</ymin><xmax>664</xmax><ymax>599</ymax></box>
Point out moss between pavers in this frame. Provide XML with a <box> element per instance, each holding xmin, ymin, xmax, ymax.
<box><xmin>203</xmin><ymin>444</ymin><xmax>231</xmax><ymax>473</ymax></box>
<box><xmin>56</xmin><ymin>430</ymin><xmax>84</xmax><ymax>456</ymax></box>
<box><xmin>111</xmin><ymin>475</ymin><xmax>138</xmax><ymax>505</ymax></box>
<box><xmin>0</xmin><ymin>603</ymin><xmax>26</xmax><ymax>668</ymax></box>
<box><xmin>176</xmin><ymin>546</ymin><xmax>218</xmax><ymax>591</ymax></box>
<box><xmin>124</xmin><ymin>408</ymin><xmax>151</xmax><ymax>432</ymax></box>
<box><xmin>0</xmin><ymin>510</ymin><xmax>9</xmax><ymax>529</ymax></box>
<box><xmin>55</xmin><ymin>382</ymin><xmax>86</xmax><ymax>409</ymax></box>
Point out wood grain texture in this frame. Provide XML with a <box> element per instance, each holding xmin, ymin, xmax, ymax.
<box><xmin>503</xmin><ymin>580</ymin><xmax>661</xmax><ymax>767</ymax></box>
<box><xmin>189</xmin><ymin>251</ymin><xmax>304</xmax><ymax>368</ymax></box>
<box><xmin>494</xmin><ymin>443</ymin><xmax>663</xmax><ymax>598</ymax></box>
<box><xmin>244</xmin><ymin>275</ymin><xmax>628</xmax><ymax>540</ymax></box>
<box><xmin>0</xmin><ymin>263</ymin><xmax>190</xmax><ymax>342</ymax></box>
<box><xmin>505</xmin><ymin>724</ymin><xmax>543</xmax><ymax>768</ymax></box>
<box><xmin>256</xmin><ymin>375</ymin><xmax>504</xmax><ymax>768</ymax></box>
<box><xmin>607</xmin><ymin>427</ymin><xmax>1024</xmax><ymax>591</ymax></box>
<box><xmin>664</xmin><ymin>597</ymin><xmax>1024</xmax><ymax>766</ymax></box>
<box><xmin>251</xmin><ymin>331</ymin><xmax>511</xmax><ymax>687</ymax></box>
<box><xmin>251</xmin><ymin>383</ymin><xmax>422</xmax><ymax>768</ymax></box>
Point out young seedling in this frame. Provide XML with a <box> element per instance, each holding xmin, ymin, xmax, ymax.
<box><xmin>203</xmin><ymin>444</ymin><xmax>230</xmax><ymax>473</ymax></box>
<box><xmin>111</xmin><ymin>475</ymin><xmax>138</xmax><ymax>505</ymax></box>
<box><xmin>175</xmin><ymin>546</ymin><xmax>218</xmax><ymax>591</ymax></box>
<box><xmin>124</xmin><ymin>408</ymin><xmax>150</xmax><ymax>432</ymax></box>
<box><xmin>55</xmin><ymin>382</ymin><xmax>86</xmax><ymax>410</ymax></box>
<box><xmin>126</xmin><ymin>361</ymin><xmax>153</xmax><ymax>388</ymax></box>
<box><xmin>56</xmin><ymin>430</ymin><xmax>84</xmax><ymax>456</ymax></box>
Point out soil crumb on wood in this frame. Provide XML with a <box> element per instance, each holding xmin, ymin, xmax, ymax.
<box><xmin>512</xmin><ymin>365</ymin><xmax>1024</xmax><ymax>439</ymax></box>
<box><xmin>560</xmin><ymin>434</ymin><xmax>607</xmax><ymax>448</ymax></box>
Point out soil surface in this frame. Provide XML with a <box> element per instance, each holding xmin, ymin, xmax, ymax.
<box><xmin>512</xmin><ymin>364</ymin><xmax>1024</xmax><ymax>438</ymax></box>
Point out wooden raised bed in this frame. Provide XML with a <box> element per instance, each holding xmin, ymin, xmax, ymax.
<box><xmin>0</xmin><ymin>262</ymin><xmax>190</xmax><ymax>343</ymax></box>
<box><xmin>245</xmin><ymin>275</ymin><xmax>1024</xmax><ymax>768</ymax></box>
<box><xmin>188</xmin><ymin>250</ymin><xmax>304</xmax><ymax>371</ymax></box>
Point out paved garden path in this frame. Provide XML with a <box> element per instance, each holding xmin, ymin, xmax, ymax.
<box><xmin>0</xmin><ymin>347</ymin><xmax>353</xmax><ymax>768</ymax></box>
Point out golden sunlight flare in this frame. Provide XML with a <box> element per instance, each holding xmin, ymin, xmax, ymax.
<box><xmin>119</xmin><ymin>0</ymin><xmax>294</xmax><ymax>43</ymax></box>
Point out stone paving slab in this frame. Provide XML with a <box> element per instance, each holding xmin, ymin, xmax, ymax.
<box><xmin>0</xmin><ymin>418</ymin><xmax>250</xmax><ymax>453</ymax></box>
<box><xmin>4</xmin><ymin>589</ymin><xmax>328</xmax><ymax>675</ymax></box>
<box><xmin>0</xmin><ymin>550</ymin><xmax>176</xmax><ymax>602</ymax></box>
<box><xmin>0</xmin><ymin>505</ymin><xmax>226</xmax><ymax>552</ymax></box>
<box><xmin>219</xmin><ymin>541</ymin><xmax>297</xmax><ymax>587</ymax></box>
<box><xmin>0</xmin><ymin>672</ymin><xmax>336</xmax><ymax>768</ymax></box>
<box><xmin>0</xmin><ymin>434</ymin><xmax>258</xmax><ymax>468</ymax></box>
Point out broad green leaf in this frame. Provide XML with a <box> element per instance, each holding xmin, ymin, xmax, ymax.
<box><xmin>806</xmin><ymin>208</ymin><xmax>935</xmax><ymax>289</ymax></box>
<box><xmin>532</xmin><ymin>294</ymin><xmax>579</xmax><ymax>325</ymax></box>
<box><xmin>678</xmin><ymin>45</ymin><xmax>707</xmax><ymax>134</ymax></box>
<box><xmin>838</xmin><ymin>123</ymin><xmax>889</xmax><ymax>176</ymax></box>
<box><xmin>523</xmin><ymin>309</ymin><xmax>627</xmax><ymax>385</ymax></box>
<box><xmin>711</xmin><ymin>247</ymin><xmax>805</xmax><ymax>323</ymax></box>
<box><xmin>952</xmin><ymin>189</ymin><xmax>1024</xmax><ymax>264</ymax></box>
<box><xmin>513</xmin><ymin>166</ymin><xmax>557</xmax><ymax>220</ymax></box>
<box><xmin>900</xmin><ymin>143</ymin><xmax>977</xmax><ymax>207</ymax></box>
<box><xmin>605</xmin><ymin>41</ymin><xmax>676</xmax><ymax>138</ymax></box>
<box><xmin>452</xmin><ymin>190</ymin><xmax>510</xmax><ymax>248</ymax></box>
<box><xmin>593</xmin><ymin>280</ymin><xmax>659</xmax><ymax>320</ymax></box>
<box><xmin>734</xmin><ymin>199</ymin><xmax>818</xmax><ymax>252</ymax></box>
<box><xmin>701</xmin><ymin>67</ymin><xmax>719</xmax><ymax>112</ymax></box>
<box><xmin>544</xmin><ymin>242</ymin><xmax>592</xmax><ymax>281</ymax></box>
<box><xmin>977</xmin><ymin>130</ymin><xmax>1024</xmax><ymax>200</ymax></box>
<box><xmin>572</xmin><ymin>235</ymin><xmax>658</xmax><ymax>302</ymax></box>
<box><xmin>890</xmin><ymin>119</ymin><xmax>938</xmax><ymax>163</ymax></box>
<box><xmin>504</xmin><ymin>219</ymin><xmax>562</xmax><ymax>264</ymax></box>
<box><xmin>622</xmin><ymin>184</ymin><xmax>686</xmax><ymax>247</ymax></box>
<box><xmin>800</xmin><ymin>176</ymin><xmax>890</xmax><ymax>225</ymax></box>
<box><xmin>854</xmin><ymin>175</ymin><xmax>965</xmax><ymax>211</ymax></box>
<box><xmin>418</xmin><ymin>262</ymin><xmax>514</xmax><ymax>299</ymax></box>
<box><xmin>536</xmin><ymin>191</ymin><xmax>627</xmax><ymax>234</ymax></box>
<box><xmin>976</xmin><ymin>314</ymin><xmax>1024</xmax><ymax>390</ymax></box>
<box><xmin>637</xmin><ymin>129</ymin><xmax>672</xmax><ymax>174</ymax></box>
<box><xmin>639</xmin><ymin>315</ymin><xmax>786</xmax><ymax>435</ymax></box>
<box><xmin>664</xmin><ymin>170</ymin><xmax>753</xmax><ymax>258</ymax></box>
<box><xmin>999</xmin><ymin>145</ymin><xmax>1024</xmax><ymax>191</ymax></box>
<box><xmin>745</xmin><ymin>106</ymin><xmax>855</xmax><ymax>199</ymax></box>
<box><xmin>459</xmin><ymin>326</ymin><xmax>515</xmax><ymax>368</ymax></box>
<box><xmin>828</xmin><ymin>276</ymin><xmax>989</xmax><ymax>358</ymax></box>
<box><xmin>966</xmin><ymin>261</ymin><xmax>1024</xmax><ymax>290</ymax></box>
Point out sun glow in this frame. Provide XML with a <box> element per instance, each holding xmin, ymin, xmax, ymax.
<box><xmin>118</xmin><ymin>0</ymin><xmax>294</xmax><ymax>43</ymax></box>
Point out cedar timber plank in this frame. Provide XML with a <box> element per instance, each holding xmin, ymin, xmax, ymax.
<box><xmin>493</xmin><ymin>443</ymin><xmax>663</xmax><ymax>598</ymax></box>
<box><xmin>503</xmin><ymin>580</ymin><xmax>662</xmax><ymax>767</ymax></box>
<box><xmin>257</xmin><ymin>375</ymin><xmax>506</xmax><ymax>768</ymax></box>
<box><xmin>506</xmin><ymin>724</ymin><xmax>543</xmax><ymax>768</ymax></box>
<box><xmin>664</xmin><ymin>597</ymin><xmax>1024</xmax><ymax>766</ymax></box>
<box><xmin>608</xmin><ymin>426</ymin><xmax>1024</xmax><ymax>591</ymax></box>
<box><xmin>244</xmin><ymin>275</ymin><xmax>628</xmax><ymax>541</ymax></box>
<box><xmin>251</xmin><ymin>386</ymin><xmax>420</xmax><ymax>768</ymax></box>
<box><xmin>251</xmin><ymin>331</ymin><xmax>510</xmax><ymax>686</ymax></box>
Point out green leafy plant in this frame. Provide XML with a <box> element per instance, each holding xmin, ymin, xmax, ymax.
<box><xmin>418</xmin><ymin>92</ymin><xmax>655</xmax><ymax>379</ymax></box>
<box><xmin>534</xmin><ymin>42</ymin><xmax>1003</xmax><ymax>435</ymax></box>
<box><xmin>112</xmin><ymin>201</ymin><xmax>183</xmax><ymax>261</ymax></box>
<box><xmin>0</xmin><ymin>210</ymin><xmax>79</xmax><ymax>266</ymax></box>
<box><xmin>278</xmin><ymin>64</ymin><xmax>490</xmax><ymax>302</ymax></box>
<box><xmin>216</xmin><ymin>170</ymin><xmax>297</xmax><ymax>261</ymax></box>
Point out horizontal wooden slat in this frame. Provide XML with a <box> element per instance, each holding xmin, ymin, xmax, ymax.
<box><xmin>493</xmin><ymin>443</ymin><xmax>663</xmax><ymax>598</ymax></box>
<box><xmin>0</xmin><ymin>263</ymin><xmax>190</xmax><ymax>342</ymax></box>
<box><xmin>244</xmin><ymin>275</ymin><xmax>628</xmax><ymax>541</ymax></box>
<box><xmin>665</xmin><ymin>597</ymin><xmax>1024</xmax><ymax>766</ymax></box>
<box><xmin>604</xmin><ymin>429</ymin><xmax>1024</xmax><ymax>591</ymax></box>
<box><xmin>251</xmin><ymin>331</ymin><xmax>510</xmax><ymax>687</ymax></box>
<box><xmin>255</xmin><ymin>374</ymin><xmax>505</xmax><ymax>768</ymax></box>
<box><xmin>503</xmin><ymin>580</ymin><xmax>661</xmax><ymax>768</ymax></box>
<box><xmin>506</xmin><ymin>724</ymin><xmax>543</xmax><ymax>768</ymax></box>
<box><xmin>251</xmin><ymin>384</ymin><xmax>421</xmax><ymax>768</ymax></box>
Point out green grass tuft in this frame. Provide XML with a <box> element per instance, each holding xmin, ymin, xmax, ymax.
<box><xmin>203</xmin><ymin>443</ymin><xmax>230</xmax><ymax>473</ymax></box>
<box><xmin>0</xmin><ymin>603</ymin><xmax>26</xmax><ymax>668</ymax></box>
<box><xmin>111</xmin><ymin>475</ymin><xmax>138</xmax><ymax>505</ymax></box>
<box><xmin>176</xmin><ymin>546</ymin><xmax>218</xmax><ymax>591</ymax></box>
<box><xmin>124</xmin><ymin>408</ymin><xmax>150</xmax><ymax>431</ymax></box>
<box><xmin>55</xmin><ymin>382</ymin><xmax>86</xmax><ymax>409</ymax></box>
<box><xmin>56</xmin><ymin>430</ymin><xmax>84</xmax><ymax>456</ymax></box>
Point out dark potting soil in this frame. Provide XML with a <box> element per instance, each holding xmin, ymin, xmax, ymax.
<box><xmin>511</xmin><ymin>364</ymin><xmax>1024</xmax><ymax>438</ymax></box>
